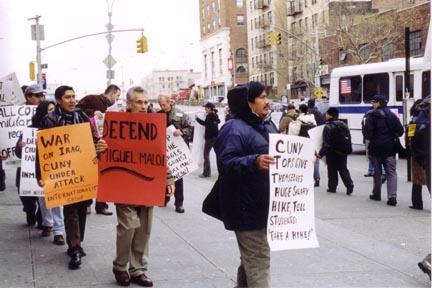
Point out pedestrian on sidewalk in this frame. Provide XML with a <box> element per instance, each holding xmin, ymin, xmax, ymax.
<box><xmin>15</xmin><ymin>100</ymin><xmax>65</xmax><ymax>245</ymax></box>
<box><xmin>110</xmin><ymin>86</ymin><xmax>175</xmax><ymax>287</ymax></box>
<box><xmin>36</xmin><ymin>85</ymin><xmax>107</xmax><ymax>270</ymax></box>
<box><xmin>195</xmin><ymin>101</ymin><xmax>220</xmax><ymax>178</ymax></box>
<box><xmin>362</xmin><ymin>95</ymin><xmax>404</xmax><ymax>206</ymax></box>
<box><xmin>214</xmin><ymin>81</ymin><xmax>277</xmax><ymax>288</ymax></box>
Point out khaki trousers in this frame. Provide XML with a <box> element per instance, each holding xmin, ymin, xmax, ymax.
<box><xmin>235</xmin><ymin>229</ymin><xmax>270</xmax><ymax>288</ymax></box>
<box><xmin>113</xmin><ymin>205</ymin><xmax>153</xmax><ymax>278</ymax></box>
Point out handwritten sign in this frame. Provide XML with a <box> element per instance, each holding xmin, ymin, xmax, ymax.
<box><xmin>0</xmin><ymin>72</ymin><xmax>25</xmax><ymax>105</ymax></box>
<box><xmin>19</xmin><ymin>127</ymin><xmax>43</xmax><ymax>196</ymax></box>
<box><xmin>267</xmin><ymin>134</ymin><xmax>319</xmax><ymax>251</ymax></box>
<box><xmin>37</xmin><ymin>123</ymin><xmax>98</xmax><ymax>208</ymax></box>
<box><xmin>166</xmin><ymin>125</ymin><xmax>198</xmax><ymax>181</ymax></box>
<box><xmin>97</xmin><ymin>112</ymin><xmax>167</xmax><ymax>206</ymax></box>
<box><xmin>307</xmin><ymin>125</ymin><xmax>324</xmax><ymax>153</ymax></box>
<box><xmin>0</xmin><ymin>105</ymin><xmax>37</xmax><ymax>163</ymax></box>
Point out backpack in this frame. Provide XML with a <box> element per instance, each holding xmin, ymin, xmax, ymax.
<box><xmin>407</xmin><ymin>99</ymin><xmax>430</xmax><ymax>168</ymax></box>
<box><xmin>332</xmin><ymin>121</ymin><xmax>352</xmax><ymax>155</ymax></box>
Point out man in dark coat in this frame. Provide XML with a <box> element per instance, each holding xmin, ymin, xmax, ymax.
<box><xmin>214</xmin><ymin>81</ymin><xmax>278</xmax><ymax>288</ymax></box>
<box><xmin>362</xmin><ymin>95</ymin><xmax>404</xmax><ymax>206</ymax></box>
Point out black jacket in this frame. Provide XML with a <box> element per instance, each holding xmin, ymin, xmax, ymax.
<box><xmin>195</xmin><ymin>111</ymin><xmax>220</xmax><ymax>139</ymax></box>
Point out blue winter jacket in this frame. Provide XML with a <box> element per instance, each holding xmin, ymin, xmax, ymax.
<box><xmin>362</xmin><ymin>107</ymin><xmax>404</xmax><ymax>157</ymax></box>
<box><xmin>214</xmin><ymin>116</ymin><xmax>278</xmax><ymax>231</ymax></box>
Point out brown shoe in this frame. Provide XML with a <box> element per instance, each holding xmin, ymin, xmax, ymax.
<box><xmin>41</xmin><ymin>227</ymin><xmax>52</xmax><ymax>237</ymax></box>
<box><xmin>96</xmin><ymin>208</ymin><xmax>113</xmax><ymax>216</ymax></box>
<box><xmin>131</xmin><ymin>274</ymin><xmax>153</xmax><ymax>287</ymax></box>
<box><xmin>53</xmin><ymin>235</ymin><xmax>65</xmax><ymax>245</ymax></box>
<box><xmin>113</xmin><ymin>268</ymin><xmax>130</xmax><ymax>286</ymax></box>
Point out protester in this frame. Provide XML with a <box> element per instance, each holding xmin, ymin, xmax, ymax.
<box><xmin>362</xmin><ymin>95</ymin><xmax>404</xmax><ymax>206</ymax></box>
<box><xmin>76</xmin><ymin>84</ymin><xmax>121</xmax><ymax>216</ymax></box>
<box><xmin>318</xmin><ymin>107</ymin><xmax>354</xmax><ymax>195</ymax></box>
<box><xmin>157</xmin><ymin>94</ymin><xmax>192</xmax><ymax>213</ymax></box>
<box><xmin>307</xmin><ymin>99</ymin><xmax>325</xmax><ymax>187</ymax></box>
<box><xmin>37</xmin><ymin>85</ymin><xmax>107</xmax><ymax>270</ymax></box>
<box><xmin>278</xmin><ymin>104</ymin><xmax>297</xmax><ymax>134</ymax></box>
<box><xmin>214</xmin><ymin>81</ymin><xmax>277</xmax><ymax>288</ymax></box>
<box><xmin>15</xmin><ymin>100</ymin><xmax>65</xmax><ymax>245</ymax></box>
<box><xmin>18</xmin><ymin>84</ymin><xmax>46</xmax><ymax>227</ymax></box>
<box><xmin>195</xmin><ymin>102</ymin><xmax>220</xmax><ymax>178</ymax></box>
<box><xmin>110</xmin><ymin>86</ymin><xmax>175</xmax><ymax>287</ymax></box>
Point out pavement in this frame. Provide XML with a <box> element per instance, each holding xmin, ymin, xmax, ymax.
<box><xmin>0</xmin><ymin>146</ymin><xmax>431</xmax><ymax>287</ymax></box>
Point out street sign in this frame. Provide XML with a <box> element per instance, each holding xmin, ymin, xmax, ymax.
<box><xmin>41</xmin><ymin>64</ymin><xmax>48</xmax><ymax>69</ymax></box>
<box><xmin>314</xmin><ymin>87</ymin><xmax>324</xmax><ymax>99</ymax></box>
<box><xmin>103</xmin><ymin>55</ymin><xmax>117</xmax><ymax>69</ymax></box>
<box><xmin>106</xmin><ymin>70</ymin><xmax>115</xmax><ymax>79</ymax></box>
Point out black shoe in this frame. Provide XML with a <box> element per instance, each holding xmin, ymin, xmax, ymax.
<box><xmin>364</xmin><ymin>173</ymin><xmax>373</xmax><ymax>177</ymax></box>
<box><xmin>0</xmin><ymin>179</ymin><xmax>5</xmax><ymax>191</ymax></box>
<box><xmin>199</xmin><ymin>174</ymin><xmax>210</xmax><ymax>178</ymax></box>
<box><xmin>346</xmin><ymin>186</ymin><xmax>354</xmax><ymax>195</ymax></box>
<box><xmin>369</xmin><ymin>194</ymin><xmax>381</xmax><ymax>201</ymax></box>
<box><xmin>175</xmin><ymin>206</ymin><xmax>185</xmax><ymax>213</ymax></box>
<box><xmin>381</xmin><ymin>175</ymin><xmax>387</xmax><ymax>184</ymax></box>
<box><xmin>26</xmin><ymin>213</ymin><xmax>36</xmax><ymax>226</ymax></box>
<box><xmin>386</xmin><ymin>197</ymin><xmax>397</xmax><ymax>206</ymax></box>
<box><xmin>326</xmin><ymin>189</ymin><xmax>336</xmax><ymax>193</ymax></box>
<box><xmin>314</xmin><ymin>179</ymin><xmax>320</xmax><ymax>187</ymax></box>
<box><xmin>68</xmin><ymin>252</ymin><xmax>81</xmax><ymax>270</ymax></box>
<box><xmin>409</xmin><ymin>205</ymin><xmax>423</xmax><ymax>210</ymax></box>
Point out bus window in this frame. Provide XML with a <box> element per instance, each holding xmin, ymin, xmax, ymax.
<box><xmin>396</xmin><ymin>75</ymin><xmax>403</xmax><ymax>101</ymax></box>
<box><xmin>339</xmin><ymin>76</ymin><xmax>361</xmax><ymax>104</ymax></box>
<box><xmin>422</xmin><ymin>70</ymin><xmax>431</xmax><ymax>98</ymax></box>
<box><xmin>363</xmin><ymin>73</ymin><xmax>389</xmax><ymax>103</ymax></box>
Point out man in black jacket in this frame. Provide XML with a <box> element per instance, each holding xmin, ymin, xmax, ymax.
<box><xmin>319</xmin><ymin>107</ymin><xmax>354</xmax><ymax>195</ymax></box>
<box><xmin>195</xmin><ymin>102</ymin><xmax>220</xmax><ymax>178</ymax></box>
<box><xmin>362</xmin><ymin>95</ymin><xmax>404</xmax><ymax>206</ymax></box>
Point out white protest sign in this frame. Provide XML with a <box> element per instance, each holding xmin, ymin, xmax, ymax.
<box><xmin>307</xmin><ymin>125</ymin><xmax>324</xmax><ymax>153</ymax></box>
<box><xmin>267</xmin><ymin>134</ymin><xmax>319</xmax><ymax>251</ymax></box>
<box><xmin>94</xmin><ymin>114</ymin><xmax>105</xmax><ymax>138</ymax></box>
<box><xmin>166</xmin><ymin>125</ymin><xmax>198</xmax><ymax>181</ymax></box>
<box><xmin>19</xmin><ymin>127</ymin><xmax>43</xmax><ymax>196</ymax></box>
<box><xmin>0</xmin><ymin>105</ymin><xmax>37</xmax><ymax>163</ymax></box>
<box><xmin>0</xmin><ymin>73</ymin><xmax>26</xmax><ymax>105</ymax></box>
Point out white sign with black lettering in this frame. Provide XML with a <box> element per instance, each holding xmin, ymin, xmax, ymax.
<box><xmin>19</xmin><ymin>127</ymin><xmax>43</xmax><ymax>196</ymax></box>
<box><xmin>267</xmin><ymin>134</ymin><xmax>319</xmax><ymax>251</ymax></box>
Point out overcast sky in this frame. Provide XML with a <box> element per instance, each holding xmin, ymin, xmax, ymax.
<box><xmin>0</xmin><ymin>0</ymin><xmax>201</xmax><ymax>97</ymax></box>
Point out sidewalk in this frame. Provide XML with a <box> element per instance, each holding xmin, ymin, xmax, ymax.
<box><xmin>0</xmin><ymin>154</ymin><xmax>430</xmax><ymax>287</ymax></box>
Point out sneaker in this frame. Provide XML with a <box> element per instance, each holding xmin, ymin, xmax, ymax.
<box><xmin>314</xmin><ymin>179</ymin><xmax>320</xmax><ymax>187</ymax></box>
<box><xmin>386</xmin><ymin>197</ymin><xmax>397</xmax><ymax>206</ymax></box>
<box><xmin>41</xmin><ymin>226</ymin><xmax>52</xmax><ymax>237</ymax></box>
<box><xmin>364</xmin><ymin>172</ymin><xmax>373</xmax><ymax>177</ymax></box>
<box><xmin>53</xmin><ymin>235</ymin><xmax>65</xmax><ymax>245</ymax></box>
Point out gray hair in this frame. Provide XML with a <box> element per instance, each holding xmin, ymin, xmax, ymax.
<box><xmin>126</xmin><ymin>86</ymin><xmax>146</xmax><ymax>100</ymax></box>
<box><xmin>157</xmin><ymin>94</ymin><xmax>170</xmax><ymax>103</ymax></box>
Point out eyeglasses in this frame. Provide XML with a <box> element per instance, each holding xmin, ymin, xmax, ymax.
<box><xmin>32</xmin><ymin>93</ymin><xmax>46</xmax><ymax>98</ymax></box>
<box><xmin>134</xmin><ymin>100</ymin><xmax>149</xmax><ymax>105</ymax></box>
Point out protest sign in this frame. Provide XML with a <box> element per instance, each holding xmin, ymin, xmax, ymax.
<box><xmin>166</xmin><ymin>125</ymin><xmax>198</xmax><ymax>181</ymax></box>
<box><xmin>0</xmin><ymin>72</ymin><xmax>25</xmax><ymax>105</ymax></box>
<box><xmin>97</xmin><ymin>112</ymin><xmax>167</xmax><ymax>206</ymax></box>
<box><xmin>307</xmin><ymin>125</ymin><xmax>324</xmax><ymax>153</ymax></box>
<box><xmin>267</xmin><ymin>134</ymin><xmax>319</xmax><ymax>251</ymax></box>
<box><xmin>0</xmin><ymin>105</ymin><xmax>36</xmax><ymax>164</ymax></box>
<box><xmin>37</xmin><ymin>123</ymin><xmax>98</xmax><ymax>208</ymax></box>
<box><xmin>19</xmin><ymin>127</ymin><xmax>43</xmax><ymax>196</ymax></box>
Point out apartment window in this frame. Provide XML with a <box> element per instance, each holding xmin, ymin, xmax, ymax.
<box><xmin>270</xmin><ymin>72</ymin><xmax>275</xmax><ymax>85</ymax></box>
<box><xmin>312</xmin><ymin>14</ymin><xmax>318</xmax><ymax>28</ymax></box>
<box><xmin>207</xmin><ymin>5</ymin><xmax>210</xmax><ymax>15</ymax></box>
<box><xmin>237</xmin><ymin>15</ymin><xmax>245</xmax><ymax>25</ymax></box>
<box><xmin>299</xmin><ymin>19</ymin><xmax>302</xmax><ymax>33</ymax></box>
<box><xmin>202</xmin><ymin>9</ymin><xmax>204</xmax><ymax>18</ymax></box>
<box><xmin>410</xmin><ymin>30</ymin><xmax>422</xmax><ymax>56</ymax></box>
<box><xmin>207</xmin><ymin>23</ymin><xmax>210</xmax><ymax>31</ymax></box>
<box><xmin>305</xmin><ymin>17</ymin><xmax>308</xmax><ymax>30</ymax></box>
<box><xmin>359</xmin><ymin>44</ymin><xmax>369</xmax><ymax>62</ymax></box>
<box><xmin>218</xmin><ymin>0</ymin><xmax>221</xmax><ymax>10</ymax></box>
<box><xmin>250</xmin><ymin>0</ymin><xmax>253</xmax><ymax>11</ymax></box>
<box><xmin>213</xmin><ymin>20</ymin><xmax>216</xmax><ymax>30</ymax></box>
<box><xmin>291</xmin><ymin>22</ymin><xmax>296</xmax><ymax>34</ymax></box>
<box><xmin>212</xmin><ymin>2</ymin><xmax>215</xmax><ymax>12</ymax></box>
<box><xmin>211</xmin><ymin>51</ymin><xmax>215</xmax><ymax>78</ymax></box>
<box><xmin>255</xmin><ymin>18</ymin><xmax>258</xmax><ymax>29</ymax></box>
<box><xmin>236</xmin><ymin>48</ymin><xmax>247</xmax><ymax>57</ymax></box>
<box><xmin>382</xmin><ymin>43</ymin><xmax>394</xmax><ymax>61</ymax></box>
<box><xmin>251</xmin><ymin>20</ymin><xmax>253</xmax><ymax>30</ymax></box>
<box><xmin>236</xmin><ymin>0</ymin><xmax>243</xmax><ymax>8</ymax></box>
<box><xmin>339</xmin><ymin>49</ymin><xmax>348</xmax><ymax>64</ymax></box>
<box><xmin>204</xmin><ymin>55</ymin><xmax>208</xmax><ymax>80</ymax></box>
<box><xmin>304</xmin><ymin>0</ymin><xmax>307</xmax><ymax>7</ymax></box>
<box><xmin>268</xmin><ymin>11</ymin><xmax>272</xmax><ymax>23</ymax></box>
<box><xmin>203</xmin><ymin>26</ymin><xmax>206</xmax><ymax>34</ymax></box>
<box><xmin>218</xmin><ymin>18</ymin><xmax>221</xmax><ymax>27</ymax></box>
<box><xmin>219</xmin><ymin>48</ymin><xmax>223</xmax><ymax>76</ymax></box>
<box><xmin>312</xmin><ymin>0</ymin><xmax>317</xmax><ymax>4</ymax></box>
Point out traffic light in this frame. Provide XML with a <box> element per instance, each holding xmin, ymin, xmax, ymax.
<box><xmin>276</xmin><ymin>33</ymin><xmax>282</xmax><ymax>45</ymax></box>
<box><xmin>29</xmin><ymin>62</ymin><xmax>35</xmax><ymax>81</ymax></box>
<box><xmin>136</xmin><ymin>36</ymin><xmax>148</xmax><ymax>54</ymax></box>
<box><xmin>318</xmin><ymin>57</ymin><xmax>323</xmax><ymax>66</ymax></box>
<box><xmin>268</xmin><ymin>32</ymin><xmax>275</xmax><ymax>46</ymax></box>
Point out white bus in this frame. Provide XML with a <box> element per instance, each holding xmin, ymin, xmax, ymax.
<box><xmin>329</xmin><ymin>57</ymin><xmax>431</xmax><ymax>146</ymax></box>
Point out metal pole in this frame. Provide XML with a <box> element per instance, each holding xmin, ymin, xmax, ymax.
<box><xmin>314</xmin><ymin>21</ymin><xmax>320</xmax><ymax>88</ymax></box>
<box><xmin>106</xmin><ymin>0</ymin><xmax>115</xmax><ymax>85</ymax></box>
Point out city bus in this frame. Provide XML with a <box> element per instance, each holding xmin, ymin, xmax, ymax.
<box><xmin>329</xmin><ymin>56</ymin><xmax>430</xmax><ymax>146</ymax></box>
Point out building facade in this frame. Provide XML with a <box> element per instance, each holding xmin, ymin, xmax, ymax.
<box><xmin>199</xmin><ymin>0</ymin><xmax>249</xmax><ymax>100</ymax></box>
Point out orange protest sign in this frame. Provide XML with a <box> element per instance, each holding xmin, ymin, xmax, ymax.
<box><xmin>97</xmin><ymin>112</ymin><xmax>166</xmax><ymax>206</ymax></box>
<box><xmin>37</xmin><ymin>123</ymin><xmax>98</xmax><ymax>208</ymax></box>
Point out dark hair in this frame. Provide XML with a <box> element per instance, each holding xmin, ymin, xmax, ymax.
<box><xmin>227</xmin><ymin>81</ymin><xmax>266</xmax><ymax>116</ymax></box>
<box><xmin>299</xmin><ymin>104</ymin><xmax>308</xmax><ymax>114</ymax></box>
<box><xmin>104</xmin><ymin>84</ymin><xmax>120</xmax><ymax>95</ymax></box>
<box><xmin>307</xmin><ymin>99</ymin><xmax>315</xmax><ymax>108</ymax></box>
<box><xmin>410</xmin><ymin>99</ymin><xmax>424</xmax><ymax>116</ymax></box>
<box><xmin>326</xmin><ymin>107</ymin><xmax>339</xmax><ymax>119</ymax></box>
<box><xmin>247</xmin><ymin>81</ymin><xmax>266</xmax><ymax>103</ymax></box>
<box><xmin>32</xmin><ymin>100</ymin><xmax>56</xmax><ymax>127</ymax></box>
<box><xmin>287</xmin><ymin>104</ymin><xmax>296</xmax><ymax>110</ymax></box>
<box><xmin>54</xmin><ymin>85</ymin><xmax>74</xmax><ymax>100</ymax></box>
